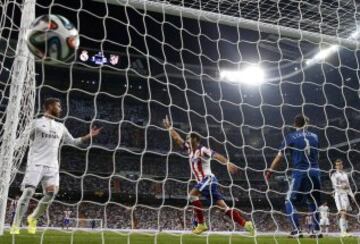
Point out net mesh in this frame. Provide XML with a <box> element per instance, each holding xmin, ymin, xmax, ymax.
<box><xmin>67</xmin><ymin>218</ymin><xmax>103</xmax><ymax>229</ymax></box>
<box><xmin>1</xmin><ymin>0</ymin><xmax>360</xmax><ymax>242</ymax></box>
<box><xmin>0</xmin><ymin>0</ymin><xmax>35</xmax><ymax>233</ymax></box>
<box><xmin>0</xmin><ymin>0</ymin><xmax>35</xmax><ymax>183</ymax></box>
<box><xmin>148</xmin><ymin>0</ymin><xmax>358</xmax><ymax>37</ymax></box>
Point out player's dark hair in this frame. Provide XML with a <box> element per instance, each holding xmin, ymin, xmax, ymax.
<box><xmin>43</xmin><ymin>97</ymin><xmax>61</xmax><ymax>110</ymax></box>
<box><xmin>294</xmin><ymin>114</ymin><xmax>309</xmax><ymax>128</ymax></box>
<box><xmin>335</xmin><ymin>158</ymin><xmax>343</xmax><ymax>164</ymax></box>
<box><xmin>189</xmin><ymin>132</ymin><xmax>201</xmax><ymax>143</ymax></box>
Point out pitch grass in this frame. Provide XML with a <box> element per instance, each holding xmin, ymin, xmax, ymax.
<box><xmin>0</xmin><ymin>230</ymin><xmax>359</xmax><ymax>244</ymax></box>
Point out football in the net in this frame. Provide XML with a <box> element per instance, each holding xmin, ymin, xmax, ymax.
<box><xmin>25</xmin><ymin>15</ymin><xmax>79</xmax><ymax>62</ymax></box>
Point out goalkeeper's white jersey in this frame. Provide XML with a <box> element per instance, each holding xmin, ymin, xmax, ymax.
<box><xmin>27</xmin><ymin>116</ymin><xmax>82</xmax><ymax>170</ymax></box>
<box><xmin>318</xmin><ymin>205</ymin><xmax>329</xmax><ymax>219</ymax></box>
<box><xmin>331</xmin><ymin>171</ymin><xmax>351</xmax><ymax>195</ymax></box>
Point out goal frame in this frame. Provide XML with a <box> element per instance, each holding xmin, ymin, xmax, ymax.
<box><xmin>0</xmin><ymin>0</ymin><xmax>35</xmax><ymax>236</ymax></box>
<box><xmin>95</xmin><ymin>0</ymin><xmax>360</xmax><ymax>49</ymax></box>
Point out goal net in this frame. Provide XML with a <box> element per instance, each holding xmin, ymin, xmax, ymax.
<box><xmin>0</xmin><ymin>0</ymin><xmax>35</xmax><ymax>235</ymax></box>
<box><xmin>66</xmin><ymin>218</ymin><xmax>103</xmax><ymax>230</ymax></box>
<box><xmin>1</xmin><ymin>0</ymin><xmax>360</xmax><ymax>242</ymax></box>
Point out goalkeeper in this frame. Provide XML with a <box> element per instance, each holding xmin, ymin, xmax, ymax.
<box><xmin>266</xmin><ymin>114</ymin><xmax>321</xmax><ymax>238</ymax></box>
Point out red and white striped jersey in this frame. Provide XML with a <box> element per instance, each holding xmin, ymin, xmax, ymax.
<box><xmin>184</xmin><ymin>143</ymin><xmax>215</xmax><ymax>182</ymax></box>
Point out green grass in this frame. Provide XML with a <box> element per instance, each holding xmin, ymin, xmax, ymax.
<box><xmin>0</xmin><ymin>230</ymin><xmax>359</xmax><ymax>244</ymax></box>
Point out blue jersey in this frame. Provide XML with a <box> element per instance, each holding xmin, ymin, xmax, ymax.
<box><xmin>279</xmin><ymin>129</ymin><xmax>319</xmax><ymax>175</ymax></box>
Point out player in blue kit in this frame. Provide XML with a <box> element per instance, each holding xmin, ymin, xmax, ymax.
<box><xmin>266</xmin><ymin>114</ymin><xmax>322</xmax><ymax>238</ymax></box>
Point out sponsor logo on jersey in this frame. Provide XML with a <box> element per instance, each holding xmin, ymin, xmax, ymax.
<box><xmin>41</xmin><ymin>132</ymin><xmax>60</xmax><ymax>139</ymax></box>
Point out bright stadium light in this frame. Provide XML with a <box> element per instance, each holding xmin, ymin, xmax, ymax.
<box><xmin>220</xmin><ymin>65</ymin><xmax>265</xmax><ymax>86</ymax></box>
<box><xmin>305</xmin><ymin>45</ymin><xmax>339</xmax><ymax>65</ymax></box>
<box><xmin>350</xmin><ymin>30</ymin><xmax>360</xmax><ymax>39</ymax></box>
<box><xmin>306</xmin><ymin>28</ymin><xmax>360</xmax><ymax>66</ymax></box>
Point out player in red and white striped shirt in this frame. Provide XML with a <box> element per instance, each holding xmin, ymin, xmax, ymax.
<box><xmin>163</xmin><ymin>115</ymin><xmax>254</xmax><ymax>235</ymax></box>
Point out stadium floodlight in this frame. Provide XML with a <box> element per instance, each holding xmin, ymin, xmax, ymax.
<box><xmin>350</xmin><ymin>30</ymin><xmax>360</xmax><ymax>39</ymax></box>
<box><xmin>305</xmin><ymin>45</ymin><xmax>339</xmax><ymax>65</ymax></box>
<box><xmin>306</xmin><ymin>28</ymin><xmax>360</xmax><ymax>66</ymax></box>
<box><xmin>220</xmin><ymin>66</ymin><xmax>265</xmax><ymax>86</ymax></box>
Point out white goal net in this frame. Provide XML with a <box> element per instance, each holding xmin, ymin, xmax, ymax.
<box><xmin>1</xmin><ymin>0</ymin><xmax>360</xmax><ymax>243</ymax></box>
<box><xmin>67</xmin><ymin>218</ymin><xmax>103</xmax><ymax>230</ymax></box>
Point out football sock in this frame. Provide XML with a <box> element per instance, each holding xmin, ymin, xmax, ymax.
<box><xmin>13</xmin><ymin>187</ymin><xmax>35</xmax><ymax>227</ymax></box>
<box><xmin>191</xmin><ymin>200</ymin><xmax>204</xmax><ymax>224</ymax></box>
<box><xmin>30</xmin><ymin>192</ymin><xmax>55</xmax><ymax>220</ymax></box>
<box><xmin>225</xmin><ymin>209</ymin><xmax>246</xmax><ymax>227</ymax></box>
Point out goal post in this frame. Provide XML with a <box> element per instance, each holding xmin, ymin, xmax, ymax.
<box><xmin>67</xmin><ymin>218</ymin><xmax>103</xmax><ymax>230</ymax></box>
<box><xmin>0</xmin><ymin>0</ymin><xmax>35</xmax><ymax>236</ymax></box>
